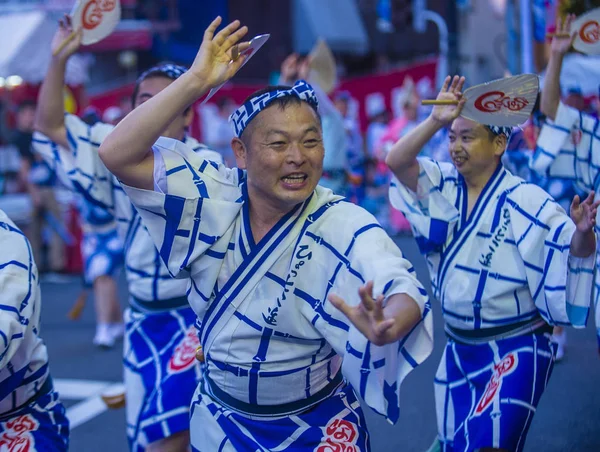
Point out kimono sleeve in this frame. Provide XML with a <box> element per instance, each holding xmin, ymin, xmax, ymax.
<box><xmin>31</xmin><ymin>133</ymin><xmax>74</xmax><ymax>190</ymax></box>
<box><xmin>0</xmin><ymin>223</ymin><xmax>38</xmax><ymax>370</ymax></box>
<box><xmin>531</xmin><ymin>102</ymin><xmax>600</xmax><ymax>192</ymax></box>
<box><xmin>389</xmin><ymin>157</ymin><xmax>459</xmax><ymax>254</ymax></box>
<box><xmin>59</xmin><ymin>114</ymin><xmax>117</xmax><ymax>212</ymax></box>
<box><xmin>302</xmin><ymin>208</ymin><xmax>434</xmax><ymax>423</ymax></box>
<box><xmin>508</xmin><ymin>184</ymin><xmax>595</xmax><ymax>328</ymax></box>
<box><xmin>121</xmin><ymin>137</ymin><xmax>244</xmax><ymax>278</ymax></box>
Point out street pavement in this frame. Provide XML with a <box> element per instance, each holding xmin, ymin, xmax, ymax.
<box><xmin>39</xmin><ymin>236</ymin><xmax>600</xmax><ymax>452</ymax></box>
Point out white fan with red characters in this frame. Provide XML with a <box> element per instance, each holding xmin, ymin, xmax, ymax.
<box><xmin>571</xmin><ymin>7</ymin><xmax>600</xmax><ymax>55</ymax></box>
<box><xmin>422</xmin><ymin>74</ymin><xmax>539</xmax><ymax>127</ymax></box>
<box><xmin>70</xmin><ymin>0</ymin><xmax>121</xmax><ymax>45</ymax></box>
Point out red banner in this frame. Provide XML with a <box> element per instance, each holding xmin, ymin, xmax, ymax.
<box><xmin>335</xmin><ymin>58</ymin><xmax>437</xmax><ymax>132</ymax></box>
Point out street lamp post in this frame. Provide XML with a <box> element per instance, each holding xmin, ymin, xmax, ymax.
<box><xmin>413</xmin><ymin>0</ymin><xmax>449</xmax><ymax>89</ymax></box>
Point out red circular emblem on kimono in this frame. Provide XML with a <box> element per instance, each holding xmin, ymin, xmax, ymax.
<box><xmin>316</xmin><ymin>419</ymin><xmax>359</xmax><ymax>452</ymax></box>
<box><xmin>168</xmin><ymin>327</ymin><xmax>201</xmax><ymax>373</ymax></box>
<box><xmin>474</xmin><ymin>353</ymin><xmax>518</xmax><ymax>415</ymax></box>
<box><xmin>474</xmin><ymin>91</ymin><xmax>529</xmax><ymax>113</ymax></box>
<box><xmin>82</xmin><ymin>0</ymin><xmax>117</xmax><ymax>30</ymax></box>
<box><xmin>579</xmin><ymin>20</ymin><xmax>600</xmax><ymax>44</ymax></box>
<box><xmin>0</xmin><ymin>415</ymin><xmax>39</xmax><ymax>452</ymax></box>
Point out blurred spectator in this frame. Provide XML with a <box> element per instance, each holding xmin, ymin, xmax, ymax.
<box><xmin>365</xmin><ymin>95</ymin><xmax>389</xmax><ymax>158</ymax></box>
<box><xmin>198</xmin><ymin>96</ymin><xmax>236</xmax><ymax>166</ymax></box>
<box><xmin>103</xmin><ymin>106</ymin><xmax>125</xmax><ymax>126</ymax></box>
<box><xmin>81</xmin><ymin>106</ymin><xmax>102</xmax><ymax>126</ymax></box>
<box><xmin>119</xmin><ymin>95</ymin><xmax>132</xmax><ymax>117</ymax></box>
<box><xmin>563</xmin><ymin>86</ymin><xmax>586</xmax><ymax>112</ymax></box>
<box><xmin>335</xmin><ymin>91</ymin><xmax>366</xmax><ymax>204</ymax></box>
<box><xmin>0</xmin><ymin>97</ymin><xmax>24</xmax><ymax>195</ymax></box>
<box><xmin>363</xmin><ymin>96</ymin><xmax>390</xmax><ymax>228</ymax></box>
<box><xmin>13</xmin><ymin>101</ymin><xmax>65</xmax><ymax>273</ymax></box>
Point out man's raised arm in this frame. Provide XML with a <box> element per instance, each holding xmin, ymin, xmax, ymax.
<box><xmin>98</xmin><ymin>17</ymin><xmax>249</xmax><ymax>190</ymax></box>
<box><xmin>34</xmin><ymin>15</ymin><xmax>82</xmax><ymax>149</ymax></box>
<box><xmin>385</xmin><ymin>75</ymin><xmax>465</xmax><ymax>191</ymax></box>
<box><xmin>541</xmin><ymin>15</ymin><xmax>576</xmax><ymax>120</ymax></box>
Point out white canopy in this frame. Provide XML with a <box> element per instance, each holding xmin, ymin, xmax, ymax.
<box><xmin>0</xmin><ymin>10</ymin><xmax>90</xmax><ymax>85</ymax></box>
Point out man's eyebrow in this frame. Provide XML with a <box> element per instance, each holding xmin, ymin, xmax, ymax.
<box><xmin>264</xmin><ymin>129</ymin><xmax>290</xmax><ymax>138</ymax></box>
<box><xmin>302</xmin><ymin>126</ymin><xmax>320</xmax><ymax>135</ymax></box>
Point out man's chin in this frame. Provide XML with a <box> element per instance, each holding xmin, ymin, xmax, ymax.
<box><xmin>277</xmin><ymin>186</ymin><xmax>315</xmax><ymax>205</ymax></box>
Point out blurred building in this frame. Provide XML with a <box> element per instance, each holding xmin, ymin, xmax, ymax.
<box><xmin>456</xmin><ymin>0</ymin><xmax>506</xmax><ymax>85</ymax></box>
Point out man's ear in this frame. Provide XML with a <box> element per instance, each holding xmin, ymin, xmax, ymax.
<box><xmin>183</xmin><ymin>106</ymin><xmax>194</xmax><ymax>128</ymax></box>
<box><xmin>494</xmin><ymin>134</ymin><xmax>507</xmax><ymax>157</ymax></box>
<box><xmin>231</xmin><ymin>137</ymin><xmax>247</xmax><ymax>169</ymax></box>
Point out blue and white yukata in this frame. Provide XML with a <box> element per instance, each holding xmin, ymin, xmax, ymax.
<box><xmin>531</xmin><ymin>101</ymin><xmax>600</xmax><ymax>351</ymax></box>
<box><xmin>0</xmin><ymin>209</ymin><xmax>69</xmax><ymax>451</ymax></box>
<box><xmin>80</xmin><ymin>202</ymin><xmax>123</xmax><ymax>286</ymax></box>
<box><xmin>389</xmin><ymin>158</ymin><xmax>595</xmax><ymax>452</ymax></box>
<box><xmin>31</xmin><ymin>116</ymin><xmax>223</xmax><ymax>451</ymax></box>
<box><xmin>119</xmin><ymin>137</ymin><xmax>435</xmax><ymax>451</ymax></box>
<box><xmin>32</xmin><ymin>132</ymin><xmax>124</xmax><ymax>286</ymax></box>
<box><xmin>502</xmin><ymin>149</ymin><xmax>578</xmax><ymax>213</ymax></box>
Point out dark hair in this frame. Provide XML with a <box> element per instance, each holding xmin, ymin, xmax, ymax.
<box><xmin>17</xmin><ymin>100</ymin><xmax>36</xmax><ymax>112</ymax></box>
<box><xmin>530</xmin><ymin>94</ymin><xmax>546</xmax><ymax>127</ymax></box>
<box><xmin>240</xmin><ymin>85</ymin><xmax>321</xmax><ymax>140</ymax></box>
<box><xmin>131</xmin><ymin>62</ymin><xmax>188</xmax><ymax>109</ymax></box>
<box><xmin>216</xmin><ymin>96</ymin><xmax>233</xmax><ymax>109</ymax></box>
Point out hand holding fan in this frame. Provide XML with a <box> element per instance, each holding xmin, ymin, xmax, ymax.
<box><xmin>53</xmin><ymin>0</ymin><xmax>121</xmax><ymax>56</ymax></box>
<box><xmin>547</xmin><ymin>8</ymin><xmax>600</xmax><ymax>55</ymax></box>
<box><xmin>202</xmin><ymin>34</ymin><xmax>270</xmax><ymax>103</ymax></box>
<box><xmin>422</xmin><ymin>74</ymin><xmax>539</xmax><ymax>127</ymax></box>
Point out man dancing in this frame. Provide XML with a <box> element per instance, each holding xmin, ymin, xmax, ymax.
<box><xmin>386</xmin><ymin>74</ymin><xmax>597</xmax><ymax>451</ymax></box>
<box><xmin>97</xmin><ymin>17</ymin><xmax>434</xmax><ymax>451</ymax></box>
<box><xmin>33</xmin><ymin>16</ymin><xmax>221</xmax><ymax>452</ymax></box>
<box><xmin>0</xmin><ymin>208</ymin><xmax>69</xmax><ymax>451</ymax></box>
<box><xmin>531</xmin><ymin>13</ymin><xmax>600</xmax><ymax>356</ymax></box>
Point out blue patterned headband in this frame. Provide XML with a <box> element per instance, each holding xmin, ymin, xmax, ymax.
<box><xmin>229</xmin><ymin>80</ymin><xmax>319</xmax><ymax>138</ymax></box>
<box><xmin>485</xmin><ymin>125</ymin><xmax>513</xmax><ymax>140</ymax></box>
<box><xmin>136</xmin><ymin>63</ymin><xmax>187</xmax><ymax>85</ymax></box>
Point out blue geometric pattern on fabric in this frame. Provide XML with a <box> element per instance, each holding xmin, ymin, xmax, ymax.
<box><xmin>389</xmin><ymin>156</ymin><xmax>595</xmax><ymax>331</ymax></box>
<box><xmin>0</xmin><ymin>211</ymin><xmax>53</xmax><ymax>416</ymax></box>
<box><xmin>32</xmin><ymin>117</ymin><xmax>217</xmax><ymax>303</ymax></box>
<box><xmin>189</xmin><ymin>382</ymin><xmax>370</xmax><ymax>451</ymax></box>
<box><xmin>229</xmin><ymin>80</ymin><xmax>319</xmax><ymax>137</ymax></box>
<box><xmin>435</xmin><ymin>333</ymin><xmax>555</xmax><ymax>452</ymax></box>
<box><xmin>486</xmin><ymin>125</ymin><xmax>513</xmax><ymax>140</ymax></box>
<box><xmin>136</xmin><ymin>63</ymin><xmax>187</xmax><ymax>85</ymax></box>
<box><xmin>124</xmin><ymin>307</ymin><xmax>201</xmax><ymax>450</ymax></box>
<box><xmin>0</xmin><ymin>389</ymin><xmax>69</xmax><ymax>452</ymax></box>
<box><xmin>120</xmin><ymin>137</ymin><xmax>434</xmax><ymax>437</ymax></box>
<box><xmin>81</xmin><ymin>228</ymin><xmax>124</xmax><ymax>285</ymax></box>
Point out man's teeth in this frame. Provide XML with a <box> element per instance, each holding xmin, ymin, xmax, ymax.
<box><xmin>283</xmin><ymin>175</ymin><xmax>305</xmax><ymax>182</ymax></box>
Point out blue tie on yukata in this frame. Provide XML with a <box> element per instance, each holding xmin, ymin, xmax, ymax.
<box><xmin>389</xmin><ymin>154</ymin><xmax>595</xmax><ymax>451</ymax></box>
<box><xmin>531</xmin><ymin>101</ymin><xmax>600</xmax><ymax>350</ymax></box>
<box><xmin>0</xmin><ymin>210</ymin><xmax>69</xmax><ymax>451</ymax></box>
<box><xmin>31</xmin><ymin>117</ymin><xmax>222</xmax><ymax>451</ymax></box>
<box><xmin>118</xmin><ymin>121</ymin><xmax>434</xmax><ymax>450</ymax></box>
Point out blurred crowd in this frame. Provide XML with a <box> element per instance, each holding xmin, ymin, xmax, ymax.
<box><xmin>1</xmin><ymin>53</ymin><xmax>599</xmax><ymax>279</ymax></box>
